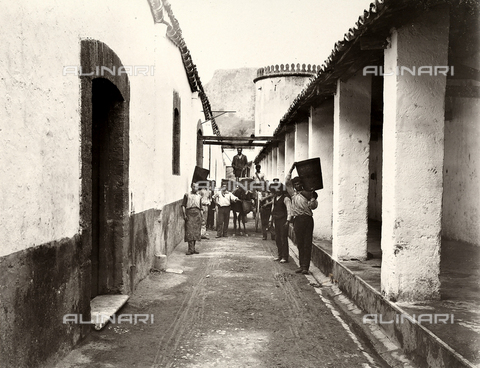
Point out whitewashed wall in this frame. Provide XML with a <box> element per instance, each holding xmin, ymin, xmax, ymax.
<box><xmin>0</xmin><ymin>0</ymin><xmax>205</xmax><ymax>257</ymax></box>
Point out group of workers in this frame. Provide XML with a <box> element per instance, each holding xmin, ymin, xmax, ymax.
<box><xmin>182</xmin><ymin>147</ymin><xmax>318</xmax><ymax>275</ymax></box>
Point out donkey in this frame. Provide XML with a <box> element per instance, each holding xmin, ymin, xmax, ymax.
<box><xmin>231</xmin><ymin>185</ymin><xmax>255</xmax><ymax>236</ymax></box>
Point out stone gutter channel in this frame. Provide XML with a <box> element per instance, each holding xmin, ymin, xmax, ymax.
<box><xmin>287</xmin><ymin>237</ymin><xmax>476</xmax><ymax>368</ymax></box>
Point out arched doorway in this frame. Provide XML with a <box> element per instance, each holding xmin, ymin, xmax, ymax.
<box><xmin>80</xmin><ymin>40</ymin><xmax>130</xmax><ymax>298</ymax></box>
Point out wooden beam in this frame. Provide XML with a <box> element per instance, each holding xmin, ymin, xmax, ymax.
<box><xmin>203</xmin><ymin>141</ymin><xmax>271</xmax><ymax>147</ymax></box>
<box><xmin>202</xmin><ymin>136</ymin><xmax>277</xmax><ymax>141</ymax></box>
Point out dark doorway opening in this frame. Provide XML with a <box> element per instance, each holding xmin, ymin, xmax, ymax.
<box><xmin>91</xmin><ymin>78</ymin><xmax>128</xmax><ymax>298</ymax></box>
<box><xmin>368</xmin><ymin>73</ymin><xmax>384</xmax><ymax>260</ymax></box>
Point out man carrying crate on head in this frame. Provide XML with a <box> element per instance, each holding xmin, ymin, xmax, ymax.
<box><xmin>285</xmin><ymin>162</ymin><xmax>319</xmax><ymax>275</ymax></box>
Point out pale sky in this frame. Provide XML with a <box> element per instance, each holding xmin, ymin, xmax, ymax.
<box><xmin>170</xmin><ymin>0</ymin><xmax>374</xmax><ymax>83</ymax></box>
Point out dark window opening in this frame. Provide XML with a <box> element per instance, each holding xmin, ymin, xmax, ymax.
<box><xmin>196</xmin><ymin>129</ymin><xmax>203</xmax><ymax>167</ymax></box>
<box><xmin>172</xmin><ymin>91</ymin><xmax>181</xmax><ymax>175</ymax></box>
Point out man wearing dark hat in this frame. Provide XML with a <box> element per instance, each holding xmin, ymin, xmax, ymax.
<box><xmin>206</xmin><ymin>180</ymin><xmax>216</xmax><ymax>230</ymax></box>
<box><xmin>259</xmin><ymin>187</ymin><xmax>274</xmax><ymax>240</ymax></box>
<box><xmin>286</xmin><ymin>163</ymin><xmax>318</xmax><ymax>274</ymax></box>
<box><xmin>270</xmin><ymin>182</ymin><xmax>291</xmax><ymax>263</ymax></box>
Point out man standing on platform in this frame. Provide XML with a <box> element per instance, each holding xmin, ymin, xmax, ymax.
<box><xmin>286</xmin><ymin>163</ymin><xmax>318</xmax><ymax>274</ymax></box>
<box><xmin>232</xmin><ymin>147</ymin><xmax>248</xmax><ymax>180</ymax></box>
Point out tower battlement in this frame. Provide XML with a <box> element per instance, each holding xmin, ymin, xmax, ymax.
<box><xmin>253</xmin><ymin>63</ymin><xmax>320</xmax><ymax>136</ymax></box>
<box><xmin>254</xmin><ymin>63</ymin><xmax>320</xmax><ymax>82</ymax></box>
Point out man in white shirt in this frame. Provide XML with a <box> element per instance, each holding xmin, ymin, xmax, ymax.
<box><xmin>213</xmin><ymin>184</ymin><xmax>239</xmax><ymax>238</ymax></box>
<box><xmin>252</xmin><ymin>164</ymin><xmax>266</xmax><ymax>183</ymax></box>
<box><xmin>199</xmin><ymin>186</ymin><xmax>211</xmax><ymax>239</ymax></box>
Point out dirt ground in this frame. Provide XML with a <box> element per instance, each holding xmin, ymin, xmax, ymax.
<box><xmin>55</xmin><ymin>220</ymin><xmax>389</xmax><ymax>368</ymax></box>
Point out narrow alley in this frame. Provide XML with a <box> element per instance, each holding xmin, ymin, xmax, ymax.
<box><xmin>55</xmin><ymin>220</ymin><xmax>387</xmax><ymax>368</ymax></box>
<box><xmin>1</xmin><ymin>1</ymin><xmax>478</xmax><ymax>367</ymax></box>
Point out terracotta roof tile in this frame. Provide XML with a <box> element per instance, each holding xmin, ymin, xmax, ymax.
<box><xmin>146</xmin><ymin>0</ymin><xmax>220</xmax><ymax>136</ymax></box>
<box><xmin>256</xmin><ymin>0</ymin><xmax>473</xmax><ymax>162</ymax></box>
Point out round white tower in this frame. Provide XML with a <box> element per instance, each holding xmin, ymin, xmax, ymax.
<box><xmin>254</xmin><ymin>63</ymin><xmax>319</xmax><ymax>136</ymax></box>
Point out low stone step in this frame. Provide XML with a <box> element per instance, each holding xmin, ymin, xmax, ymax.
<box><xmin>90</xmin><ymin>294</ymin><xmax>130</xmax><ymax>330</ymax></box>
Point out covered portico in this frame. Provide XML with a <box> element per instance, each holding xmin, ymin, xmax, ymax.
<box><xmin>254</xmin><ymin>0</ymin><xmax>480</xmax><ymax>366</ymax></box>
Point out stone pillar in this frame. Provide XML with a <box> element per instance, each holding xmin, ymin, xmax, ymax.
<box><xmin>285</xmin><ymin>130</ymin><xmax>296</xmax><ymax>177</ymax></box>
<box><xmin>277</xmin><ymin>139</ymin><xmax>286</xmax><ymax>181</ymax></box>
<box><xmin>381</xmin><ymin>6</ymin><xmax>449</xmax><ymax>302</ymax></box>
<box><xmin>309</xmin><ymin>102</ymin><xmax>334</xmax><ymax>240</ymax></box>
<box><xmin>267</xmin><ymin>151</ymin><xmax>273</xmax><ymax>179</ymax></box>
<box><xmin>264</xmin><ymin>154</ymin><xmax>270</xmax><ymax>180</ymax></box>
<box><xmin>271</xmin><ymin>147</ymin><xmax>278</xmax><ymax>180</ymax></box>
<box><xmin>295</xmin><ymin>120</ymin><xmax>309</xmax><ymax>162</ymax></box>
<box><xmin>332</xmin><ymin>73</ymin><xmax>372</xmax><ymax>261</ymax></box>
